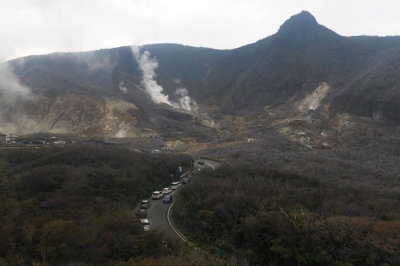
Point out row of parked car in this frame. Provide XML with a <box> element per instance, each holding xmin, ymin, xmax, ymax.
<box><xmin>137</xmin><ymin>175</ymin><xmax>192</xmax><ymax>231</ymax></box>
<box><xmin>151</xmin><ymin>178</ymin><xmax>188</xmax><ymax>201</ymax></box>
<box><xmin>152</xmin><ymin>190</ymin><xmax>173</xmax><ymax>203</ymax></box>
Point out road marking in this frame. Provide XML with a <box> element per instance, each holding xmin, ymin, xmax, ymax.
<box><xmin>167</xmin><ymin>202</ymin><xmax>190</xmax><ymax>244</ymax></box>
<box><xmin>167</xmin><ymin>201</ymin><xmax>224</xmax><ymax>262</ymax></box>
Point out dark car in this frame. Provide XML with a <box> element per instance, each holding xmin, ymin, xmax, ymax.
<box><xmin>136</xmin><ymin>208</ymin><xmax>147</xmax><ymax>218</ymax></box>
<box><xmin>163</xmin><ymin>194</ymin><xmax>173</xmax><ymax>203</ymax></box>
<box><xmin>198</xmin><ymin>161</ymin><xmax>205</xmax><ymax>165</ymax></box>
<box><xmin>140</xmin><ymin>200</ymin><xmax>150</xmax><ymax>209</ymax></box>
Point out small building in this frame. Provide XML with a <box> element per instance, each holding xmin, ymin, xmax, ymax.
<box><xmin>0</xmin><ymin>132</ymin><xmax>6</xmax><ymax>144</ymax></box>
<box><xmin>139</xmin><ymin>132</ymin><xmax>159</xmax><ymax>139</ymax></box>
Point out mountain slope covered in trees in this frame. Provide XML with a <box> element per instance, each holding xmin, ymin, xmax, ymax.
<box><xmin>1</xmin><ymin>11</ymin><xmax>400</xmax><ymax>141</ymax></box>
<box><xmin>1</xmin><ymin>11</ymin><xmax>400</xmax><ymax>266</ymax></box>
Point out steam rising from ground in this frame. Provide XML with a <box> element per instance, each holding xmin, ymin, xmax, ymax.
<box><xmin>174</xmin><ymin>88</ymin><xmax>195</xmax><ymax>111</ymax></box>
<box><xmin>0</xmin><ymin>63</ymin><xmax>34</xmax><ymax>135</ymax></box>
<box><xmin>131</xmin><ymin>46</ymin><xmax>196</xmax><ymax>112</ymax></box>
<box><xmin>131</xmin><ymin>46</ymin><xmax>172</xmax><ymax>105</ymax></box>
<box><xmin>119</xmin><ymin>82</ymin><xmax>127</xmax><ymax>93</ymax></box>
<box><xmin>0</xmin><ymin>63</ymin><xmax>32</xmax><ymax>99</ymax></box>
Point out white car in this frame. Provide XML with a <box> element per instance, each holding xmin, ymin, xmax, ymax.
<box><xmin>171</xmin><ymin>182</ymin><xmax>181</xmax><ymax>190</ymax></box>
<box><xmin>140</xmin><ymin>218</ymin><xmax>151</xmax><ymax>231</ymax></box>
<box><xmin>152</xmin><ymin>191</ymin><xmax>164</xmax><ymax>200</ymax></box>
<box><xmin>163</xmin><ymin>187</ymin><xmax>172</xmax><ymax>194</ymax></box>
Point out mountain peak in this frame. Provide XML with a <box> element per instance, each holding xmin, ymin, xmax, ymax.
<box><xmin>291</xmin><ymin>11</ymin><xmax>317</xmax><ymax>23</ymax></box>
<box><xmin>277</xmin><ymin>11</ymin><xmax>319</xmax><ymax>35</ymax></box>
<box><xmin>274</xmin><ymin>11</ymin><xmax>341</xmax><ymax>42</ymax></box>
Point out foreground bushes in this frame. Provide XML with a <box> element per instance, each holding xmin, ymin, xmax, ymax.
<box><xmin>0</xmin><ymin>145</ymin><xmax>193</xmax><ymax>265</ymax></box>
<box><xmin>173</xmin><ymin>166</ymin><xmax>400</xmax><ymax>265</ymax></box>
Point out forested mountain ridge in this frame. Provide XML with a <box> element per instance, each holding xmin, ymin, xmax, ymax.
<box><xmin>2</xmin><ymin>11</ymin><xmax>400</xmax><ymax>143</ymax></box>
<box><xmin>2</xmin><ymin>11</ymin><xmax>400</xmax><ymax>266</ymax></box>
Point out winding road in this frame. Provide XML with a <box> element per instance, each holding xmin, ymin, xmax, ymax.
<box><xmin>145</xmin><ymin>189</ymin><xmax>181</xmax><ymax>239</ymax></box>
<box><xmin>143</xmin><ymin>159</ymin><xmax>221</xmax><ymax>240</ymax></box>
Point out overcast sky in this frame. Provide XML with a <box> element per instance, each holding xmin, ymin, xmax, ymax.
<box><xmin>1</xmin><ymin>0</ymin><xmax>399</xmax><ymax>62</ymax></box>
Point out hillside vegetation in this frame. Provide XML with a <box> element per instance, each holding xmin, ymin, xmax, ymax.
<box><xmin>173</xmin><ymin>129</ymin><xmax>400</xmax><ymax>265</ymax></box>
<box><xmin>2</xmin><ymin>11</ymin><xmax>400</xmax><ymax>142</ymax></box>
<box><xmin>174</xmin><ymin>164</ymin><xmax>400</xmax><ymax>265</ymax></box>
<box><xmin>0</xmin><ymin>145</ymin><xmax>222</xmax><ymax>265</ymax></box>
<box><xmin>1</xmin><ymin>10</ymin><xmax>400</xmax><ymax>266</ymax></box>
<box><xmin>6</xmin><ymin>11</ymin><xmax>400</xmax><ymax>127</ymax></box>
<box><xmin>0</xmin><ymin>120</ymin><xmax>400</xmax><ymax>265</ymax></box>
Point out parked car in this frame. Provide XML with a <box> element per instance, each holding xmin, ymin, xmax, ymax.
<box><xmin>152</xmin><ymin>191</ymin><xmax>164</xmax><ymax>200</ymax></box>
<box><xmin>140</xmin><ymin>200</ymin><xmax>150</xmax><ymax>209</ymax></box>
<box><xmin>163</xmin><ymin>194</ymin><xmax>173</xmax><ymax>203</ymax></box>
<box><xmin>163</xmin><ymin>187</ymin><xmax>172</xmax><ymax>194</ymax></box>
<box><xmin>140</xmin><ymin>218</ymin><xmax>151</xmax><ymax>231</ymax></box>
<box><xmin>198</xmin><ymin>161</ymin><xmax>205</xmax><ymax>165</ymax></box>
<box><xmin>136</xmin><ymin>208</ymin><xmax>147</xmax><ymax>218</ymax></box>
<box><xmin>171</xmin><ymin>182</ymin><xmax>181</xmax><ymax>190</ymax></box>
<box><xmin>182</xmin><ymin>177</ymin><xmax>189</xmax><ymax>184</ymax></box>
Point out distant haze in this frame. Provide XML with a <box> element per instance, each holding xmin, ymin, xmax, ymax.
<box><xmin>1</xmin><ymin>0</ymin><xmax>400</xmax><ymax>62</ymax></box>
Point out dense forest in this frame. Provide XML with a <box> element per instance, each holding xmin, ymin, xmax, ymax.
<box><xmin>1</xmin><ymin>120</ymin><xmax>400</xmax><ymax>266</ymax></box>
<box><xmin>172</xmin><ymin>126</ymin><xmax>400</xmax><ymax>266</ymax></box>
<box><xmin>173</xmin><ymin>165</ymin><xmax>400</xmax><ymax>265</ymax></box>
<box><xmin>0</xmin><ymin>145</ymin><xmax>224</xmax><ymax>266</ymax></box>
<box><xmin>3</xmin><ymin>9</ymin><xmax>400</xmax><ymax>266</ymax></box>
<box><xmin>173</xmin><ymin>121</ymin><xmax>400</xmax><ymax>265</ymax></box>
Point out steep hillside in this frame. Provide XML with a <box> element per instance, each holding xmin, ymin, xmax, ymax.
<box><xmin>2</xmin><ymin>11</ymin><xmax>400</xmax><ymax>144</ymax></box>
<box><xmin>205</xmin><ymin>12</ymin><xmax>377</xmax><ymax>115</ymax></box>
<box><xmin>3</xmin><ymin>46</ymin><xmax>220</xmax><ymax>140</ymax></box>
<box><xmin>331</xmin><ymin>46</ymin><xmax>400</xmax><ymax>123</ymax></box>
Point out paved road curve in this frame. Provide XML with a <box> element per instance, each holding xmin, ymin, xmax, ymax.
<box><xmin>145</xmin><ymin>189</ymin><xmax>180</xmax><ymax>239</ymax></box>
<box><xmin>144</xmin><ymin>159</ymin><xmax>222</xmax><ymax>240</ymax></box>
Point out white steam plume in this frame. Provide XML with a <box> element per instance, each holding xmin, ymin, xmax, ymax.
<box><xmin>174</xmin><ymin>88</ymin><xmax>195</xmax><ymax>111</ymax></box>
<box><xmin>130</xmin><ymin>46</ymin><xmax>197</xmax><ymax>112</ymax></box>
<box><xmin>0</xmin><ymin>63</ymin><xmax>32</xmax><ymax>99</ymax></box>
<box><xmin>131</xmin><ymin>46</ymin><xmax>172</xmax><ymax>105</ymax></box>
<box><xmin>119</xmin><ymin>81</ymin><xmax>127</xmax><ymax>93</ymax></box>
<box><xmin>0</xmin><ymin>63</ymin><xmax>34</xmax><ymax>135</ymax></box>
